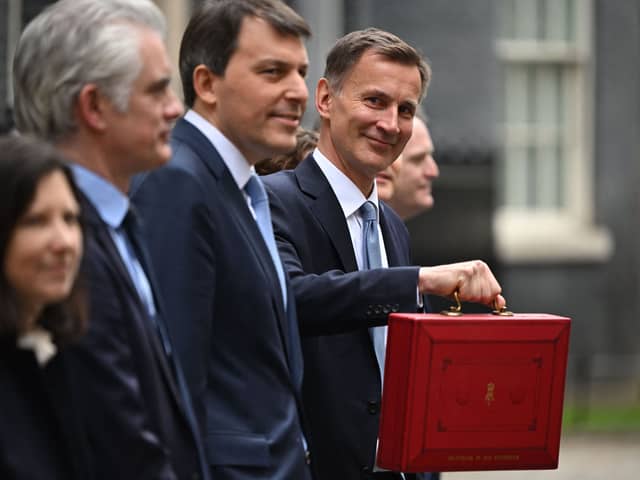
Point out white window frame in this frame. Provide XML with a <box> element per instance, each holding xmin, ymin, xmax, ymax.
<box><xmin>493</xmin><ymin>0</ymin><xmax>612</xmax><ymax>264</ymax></box>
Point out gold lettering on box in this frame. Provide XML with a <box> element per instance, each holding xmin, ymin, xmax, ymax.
<box><xmin>493</xmin><ymin>455</ymin><xmax>520</xmax><ymax>461</ymax></box>
<box><xmin>485</xmin><ymin>382</ymin><xmax>495</xmax><ymax>406</ymax></box>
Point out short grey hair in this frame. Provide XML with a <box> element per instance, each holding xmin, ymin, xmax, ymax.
<box><xmin>13</xmin><ymin>0</ymin><xmax>166</xmax><ymax>141</ymax></box>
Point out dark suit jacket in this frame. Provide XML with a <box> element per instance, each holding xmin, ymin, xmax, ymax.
<box><xmin>131</xmin><ymin>117</ymin><xmax>312</xmax><ymax>480</ymax></box>
<box><xmin>66</xmin><ymin>195</ymin><xmax>205</xmax><ymax>480</ymax></box>
<box><xmin>0</xmin><ymin>342</ymin><xmax>93</xmax><ymax>480</ymax></box>
<box><xmin>264</xmin><ymin>154</ymin><xmax>425</xmax><ymax>480</ymax></box>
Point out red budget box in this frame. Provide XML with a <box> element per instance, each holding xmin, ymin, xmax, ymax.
<box><xmin>377</xmin><ymin>311</ymin><xmax>571</xmax><ymax>472</ymax></box>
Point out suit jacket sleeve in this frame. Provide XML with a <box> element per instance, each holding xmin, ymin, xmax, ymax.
<box><xmin>69</xmin><ymin>245</ymin><xmax>177</xmax><ymax>480</ymax></box>
<box><xmin>132</xmin><ymin>162</ymin><xmax>215</xmax><ymax>431</ymax></box>
<box><xmin>266</xmin><ymin>178</ymin><xmax>421</xmax><ymax>337</ymax></box>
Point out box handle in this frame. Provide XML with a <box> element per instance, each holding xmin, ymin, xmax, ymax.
<box><xmin>440</xmin><ymin>291</ymin><xmax>514</xmax><ymax>316</ymax></box>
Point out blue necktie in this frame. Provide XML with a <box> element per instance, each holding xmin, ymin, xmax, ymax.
<box><xmin>244</xmin><ymin>174</ymin><xmax>288</xmax><ymax>309</ymax></box>
<box><xmin>245</xmin><ymin>175</ymin><xmax>310</xmax><ymax>455</ymax></box>
<box><xmin>122</xmin><ymin>208</ymin><xmax>172</xmax><ymax>355</ymax></box>
<box><xmin>359</xmin><ymin>201</ymin><xmax>387</xmax><ymax>380</ymax></box>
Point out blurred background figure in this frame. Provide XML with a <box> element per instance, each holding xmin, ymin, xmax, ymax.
<box><xmin>374</xmin><ymin>152</ymin><xmax>402</xmax><ymax>203</ymax></box>
<box><xmin>386</xmin><ymin>114</ymin><xmax>439</xmax><ymax>220</ymax></box>
<box><xmin>0</xmin><ymin>135</ymin><xmax>91</xmax><ymax>480</ymax></box>
<box><xmin>12</xmin><ymin>1</ymin><xmax>208</xmax><ymax>478</ymax></box>
<box><xmin>256</xmin><ymin>127</ymin><xmax>319</xmax><ymax>175</ymax></box>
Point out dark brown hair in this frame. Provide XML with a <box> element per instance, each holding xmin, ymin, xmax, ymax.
<box><xmin>0</xmin><ymin>134</ymin><xmax>87</xmax><ymax>346</ymax></box>
<box><xmin>256</xmin><ymin>127</ymin><xmax>318</xmax><ymax>175</ymax></box>
<box><xmin>180</xmin><ymin>0</ymin><xmax>311</xmax><ymax>107</ymax></box>
<box><xmin>324</xmin><ymin>28</ymin><xmax>431</xmax><ymax>101</ymax></box>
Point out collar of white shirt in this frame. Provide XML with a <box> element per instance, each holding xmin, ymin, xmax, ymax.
<box><xmin>184</xmin><ymin>109</ymin><xmax>254</xmax><ymax>191</ymax></box>
<box><xmin>312</xmin><ymin>148</ymin><xmax>379</xmax><ymax>219</ymax></box>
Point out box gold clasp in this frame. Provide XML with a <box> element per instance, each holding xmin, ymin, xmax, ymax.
<box><xmin>440</xmin><ymin>291</ymin><xmax>463</xmax><ymax>316</ymax></box>
<box><xmin>440</xmin><ymin>292</ymin><xmax>514</xmax><ymax>316</ymax></box>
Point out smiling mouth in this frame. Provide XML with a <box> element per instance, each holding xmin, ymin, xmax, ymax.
<box><xmin>366</xmin><ymin>135</ymin><xmax>395</xmax><ymax>148</ymax></box>
<box><xmin>271</xmin><ymin>111</ymin><xmax>301</xmax><ymax>123</ymax></box>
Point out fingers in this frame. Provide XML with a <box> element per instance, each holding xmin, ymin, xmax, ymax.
<box><xmin>418</xmin><ymin>260</ymin><xmax>503</xmax><ymax>307</ymax></box>
<box><xmin>493</xmin><ymin>294</ymin><xmax>507</xmax><ymax>310</ymax></box>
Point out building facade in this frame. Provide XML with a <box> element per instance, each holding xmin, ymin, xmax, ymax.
<box><xmin>3</xmin><ymin>0</ymin><xmax>639</xmax><ymax>406</ymax></box>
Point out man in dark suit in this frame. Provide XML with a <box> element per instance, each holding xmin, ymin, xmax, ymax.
<box><xmin>264</xmin><ymin>28</ymin><xmax>505</xmax><ymax>480</ymax></box>
<box><xmin>12</xmin><ymin>1</ymin><xmax>208</xmax><ymax>479</ymax></box>
<box><xmin>131</xmin><ymin>1</ymin><xmax>313</xmax><ymax>479</ymax></box>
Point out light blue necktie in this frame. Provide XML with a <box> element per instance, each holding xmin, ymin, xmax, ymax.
<box><xmin>244</xmin><ymin>174</ymin><xmax>288</xmax><ymax>309</ymax></box>
<box><xmin>359</xmin><ymin>201</ymin><xmax>387</xmax><ymax>379</ymax></box>
<box><xmin>245</xmin><ymin>174</ymin><xmax>310</xmax><ymax>456</ymax></box>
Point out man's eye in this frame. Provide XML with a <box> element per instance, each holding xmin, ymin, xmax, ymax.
<box><xmin>399</xmin><ymin>104</ymin><xmax>415</xmax><ymax>116</ymax></box>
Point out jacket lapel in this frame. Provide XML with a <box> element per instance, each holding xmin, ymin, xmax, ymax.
<box><xmin>379</xmin><ymin>202</ymin><xmax>405</xmax><ymax>268</ymax></box>
<box><xmin>173</xmin><ymin>120</ymin><xmax>294</xmax><ymax>371</ymax></box>
<box><xmin>295</xmin><ymin>155</ymin><xmax>358</xmax><ymax>272</ymax></box>
<box><xmin>80</xmin><ymin>194</ymin><xmax>184</xmax><ymax>409</ymax></box>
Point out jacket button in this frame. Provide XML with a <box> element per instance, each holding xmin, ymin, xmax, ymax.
<box><xmin>367</xmin><ymin>400</ymin><xmax>379</xmax><ymax>414</ymax></box>
<box><xmin>305</xmin><ymin>450</ymin><xmax>311</xmax><ymax>465</ymax></box>
<box><xmin>374</xmin><ymin>306</ymin><xmax>381</xmax><ymax>315</ymax></box>
<box><xmin>361</xmin><ymin>465</ymin><xmax>372</xmax><ymax>479</ymax></box>
<box><xmin>191</xmin><ymin>473</ymin><xmax>200</xmax><ymax>480</ymax></box>
<box><xmin>391</xmin><ymin>305</ymin><xmax>399</xmax><ymax>312</ymax></box>
<box><xmin>382</xmin><ymin>305</ymin><xmax>390</xmax><ymax>314</ymax></box>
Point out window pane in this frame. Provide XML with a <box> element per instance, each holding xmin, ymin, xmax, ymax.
<box><xmin>505</xmin><ymin>64</ymin><xmax>529</xmax><ymax>124</ymax></box>
<box><xmin>498</xmin><ymin>0</ymin><xmax>577</xmax><ymax>44</ymax></box>
<box><xmin>513</xmin><ymin>0</ymin><xmax>538</xmax><ymax>40</ymax></box>
<box><xmin>546</xmin><ymin>0</ymin><xmax>571</xmax><ymax>42</ymax></box>
<box><xmin>504</xmin><ymin>146</ymin><xmax>529</xmax><ymax>207</ymax></box>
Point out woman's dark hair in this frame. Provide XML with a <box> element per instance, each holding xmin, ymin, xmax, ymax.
<box><xmin>0</xmin><ymin>134</ymin><xmax>87</xmax><ymax>346</ymax></box>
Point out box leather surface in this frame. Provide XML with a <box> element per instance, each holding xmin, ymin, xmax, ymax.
<box><xmin>377</xmin><ymin>313</ymin><xmax>571</xmax><ymax>472</ymax></box>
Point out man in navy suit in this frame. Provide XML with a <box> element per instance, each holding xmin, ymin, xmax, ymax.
<box><xmin>131</xmin><ymin>1</ymin><xmax>313</xmax><ymax>479</ymax></box>
<box><xmin>12</xmin><ymin>1</ymin><xmax>208</xmax><ymax>478</ymax></box>
<box><xmin>263</xmin><ymin>29</ymin><xmax>505</xmax><ymax>480</ymax></box>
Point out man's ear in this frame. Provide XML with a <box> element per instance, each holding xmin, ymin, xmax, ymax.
<box><xmin>192</xmin><ymin>64</ymin><xmax>218</xmax><ymax>107</ymax></box>
<box><xmin>315</xmin><ymin>78</ymin><xmax>333</xmax><ymax>121</ymax></box>
<box><xmin>76</xmin><ymin>84</ymin><xmax>108</xmax><ymax>132</ymax></box>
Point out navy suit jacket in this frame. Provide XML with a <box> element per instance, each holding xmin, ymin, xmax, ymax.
<box><xmin>131</xmin><ymin>117</ymin><xmax>312</xmax><ymax>480</ymax></box>
<box><xmin>264</xmin><ymin>155</ymin><xmax>426</xmax><ymax>480</ymax></box>
<box><xmin>66</xmin><ymin>195</ymin><xmax>205</xmax><ymax>480</ymax></box>
<box><xmin>0</xmin><ymin>343</ymin><xmax>93</xmax><ymax>480</ymax></box>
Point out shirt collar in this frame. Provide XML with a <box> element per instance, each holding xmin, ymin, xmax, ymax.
<box><xmin>184</xmin><ymin>109</ymin><xmax>253</xmax><ymax>190</ymax></box>
<box><xmin>70</xmin><ymin>164</ymin><xmax>129</xmax><ymax>229</ymax></box>
<box><xmin>312</xmin><ymin>148</ymin><xmax>379</xmax><ymax>219</ymax></box>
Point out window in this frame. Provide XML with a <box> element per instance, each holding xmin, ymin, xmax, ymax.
<box><xmin>494</xmin><ymin>0</ymin><xmax>611</xmax><ymax>262</ymax></box>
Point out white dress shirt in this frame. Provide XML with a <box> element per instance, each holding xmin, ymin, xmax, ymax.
<box><xmin>184</xmin><ymin>109</ymin><xmax>257</xmax><ymax>214</ymax></box>
<box><xmin>312</xmin><ymin>149</ymin><xmax>390</xmax><ymax>270</ymax></box>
